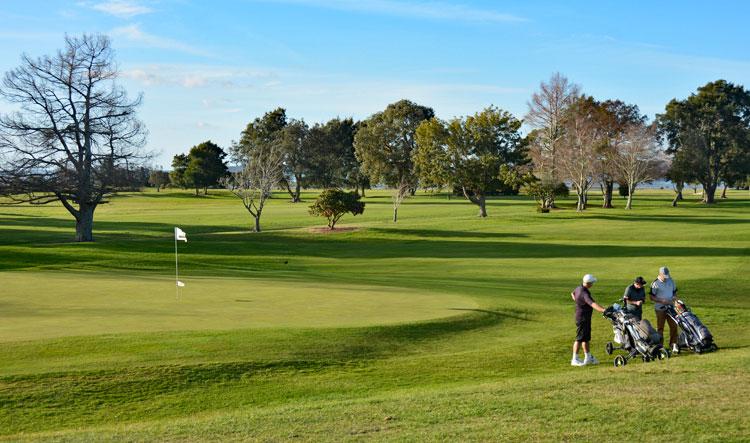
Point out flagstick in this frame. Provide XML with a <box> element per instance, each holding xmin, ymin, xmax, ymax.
<box><xmin>175</xmin><ymin>233</ymin><xmax>179</xmax><ymax>300</ymax></box>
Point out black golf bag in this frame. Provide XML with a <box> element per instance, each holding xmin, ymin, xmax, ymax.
<box><xmin>604</xmin><ymin>303</ymin><xmax>669</xmax><ymax>367</ymax></box>
<box><xmin>667</xmin><ymin>299</ymin><xmax>717</xmax><ymax>354</ymax></box>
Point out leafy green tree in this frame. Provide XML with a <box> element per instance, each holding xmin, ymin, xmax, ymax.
<box><xmin>170</xmin><ymin>154</ymin><xmax>190</xmax><ymax>189</ymax></box>
<box><xmin>657</xmin><ymin>80</ymin><xmax>750</xmax><ymax>203</ymax></box>
<box><xmin>308</xmin><ymin>189</ymin><xmax>365</xmax><ymax>230</ymax></box>
<box><xmin>148</xmin><ymin>170</ymin><xmax>170</xmax><ymax>192</ymax></box>
<box><xmin>184</xmin><ymin>141</ymin><xmax>228</xmax><ymax>195</ymax></box>
<box><xmin>354</xmin><ymin>99</ymin><xmax>434</xmax><ymax>221</ymax></box>
<box><xmin>414</xmin><ymin>107</ymin><xmax>526</xmax><ymax>217</ymax></box>
<box><xmin>304</xmin><ymin>118</ymin><xmax>365</xmax><ymax>192</ymax></box>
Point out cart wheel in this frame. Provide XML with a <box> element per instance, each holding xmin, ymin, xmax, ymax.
<box><xmin>694</xmin><ymin>346</ymin><xmax>703</xmax><ymax>354</ymax></box>
<box><xmin>658</xmin><ymin>348</ymin><xmax>669</xmax><ymax>360</ymax></box>
<box><xmin>606</xmin><ymin>342</ymin><xmax>613</xmax><ymax>355</ymax></box>
<box><xmin>614</xmin><ymin>355</ymin><xmax>626</xmax><ymax>367</ymax></box>
<box><xmin>709</xmin><ymin>343</ymin><xmax>718</xmax><ymax>352</ymax></box>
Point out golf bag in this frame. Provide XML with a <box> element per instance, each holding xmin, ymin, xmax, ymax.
<box><xmin>604</xmin><ymin>303</ymin><xmax>669</xmax><ymax>367</ymax></box>
<box><xmin>667</xmin><ymin>299</ymin><xmax>717</xmax><ymax>354</ymax></box>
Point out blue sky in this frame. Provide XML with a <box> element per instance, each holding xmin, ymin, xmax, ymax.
<box><xmin>1</xmin><ymin>1</ymin><xmax>749</xmax><ymax>167</ymax></box>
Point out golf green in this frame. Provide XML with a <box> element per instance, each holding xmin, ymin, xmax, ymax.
<box><xmin>1</xmin><ymin>271</ymin><xmax>476</xmax><ymax>341</ymax></box>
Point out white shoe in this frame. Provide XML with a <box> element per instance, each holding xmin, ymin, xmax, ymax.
<box><xmin>571</xmin><ymin>357</ymin><xmax>585</xmax><ymax>366</ymax></box>
<box><xmin>671</xmin><ymin>344</ymin><xmax>680</xmax><ymax>354</ymax></box>
<box><xmin>583</xmin><ymin>355</ymin><xmax>599</xmax><ymax>365</ymax></box>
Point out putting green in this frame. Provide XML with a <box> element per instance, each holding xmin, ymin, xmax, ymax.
<box><xmin>0</xmin><ymin>271</ymin><xmax>477</xmax><ymax>342</ymax></box>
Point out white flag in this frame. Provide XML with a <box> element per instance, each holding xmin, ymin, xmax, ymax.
<box><xmin>176</xmin><ymin>280</ymin><xmax>185</xmax><ymax>287</ymax></box>
<box><xmin>175</xmin><ymin>227</ymin><xmax>187</xmax><ymax>242</ymax></box>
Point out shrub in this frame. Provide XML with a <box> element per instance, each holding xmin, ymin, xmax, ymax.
<box><xmin>309</xmin><ymin>189</ymin><xmax>365</xmax><ymax>229</ymax></box>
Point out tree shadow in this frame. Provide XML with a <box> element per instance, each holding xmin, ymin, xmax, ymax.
<box><xmin>368</xmin><ymin>228</ymin><xmax>528</xmax><ymax>239</ymax></box>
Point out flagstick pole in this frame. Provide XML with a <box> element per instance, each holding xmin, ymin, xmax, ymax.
<box><xmin>175</xmin><ymin>233</ymin><xmax>179</xmax><ymax>300</ymax></box>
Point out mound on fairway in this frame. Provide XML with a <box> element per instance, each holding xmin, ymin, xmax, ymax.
<box><xmin>0</xmin><ymin>271</ymin><xmax>476</xmax><ymax>341</ymax></box>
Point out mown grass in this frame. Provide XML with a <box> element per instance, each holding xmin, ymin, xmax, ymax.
<box><xmin>0</xmin><ymin>188</ymin><xmax>748</xmax><ymax>441</ymax></box>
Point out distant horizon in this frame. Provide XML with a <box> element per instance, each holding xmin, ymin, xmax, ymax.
<box><xmin>1</xmin><ymin>1</ymin><xmax>748</xmax><ymax>167</ymax></box>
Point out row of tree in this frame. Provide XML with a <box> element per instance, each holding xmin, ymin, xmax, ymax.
<box><xmin>1</xmin><ymin>35</ymin><xmax>748</xmax><ymax>241</ymax></box>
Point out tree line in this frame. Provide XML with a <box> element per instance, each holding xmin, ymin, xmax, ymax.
<box><xmin>0</xmin><ymin>35</ymin><xmax>748</xmax><ymax>240</ymax></box>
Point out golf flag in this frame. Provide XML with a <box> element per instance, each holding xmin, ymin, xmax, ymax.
<box><xmin>176</xmin><ymin>280</ymin><xmax>185</xmax><ymax>287</ymax></box>
<box><xmin>175</xmin><ymin>227</ymin><xmax>187</xmax><ymax>242</ymax></box>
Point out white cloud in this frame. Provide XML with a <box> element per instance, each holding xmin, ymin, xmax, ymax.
<box><xmin>121</xmin><ymin>64</ymin><xmax>279</xmax><ymax>88</ymax></box>
<box><xmin>264</xmin><ymin>0</ymin><xmax>526</xmax><ymax>23</ymax></box>
<box><xmin>91</xmin><ymin>1</ymin><xmax>153</xmax><ymax>18</ymax></box>
<box><xmin>110</xmin><ymin>24</ymin><xmax>213</xmax><ymax>57</ymax></box>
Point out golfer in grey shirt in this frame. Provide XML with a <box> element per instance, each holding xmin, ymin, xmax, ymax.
<box><xmin>650</xmin><ymin>266</ymin><xmax>679</xmax><ymax>353</ymax></box>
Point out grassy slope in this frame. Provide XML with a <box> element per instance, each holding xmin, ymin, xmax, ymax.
<box><xmin>0</xmin><ymin>189</ymin><xmax>748</xmax><ymax>441</ymax></box>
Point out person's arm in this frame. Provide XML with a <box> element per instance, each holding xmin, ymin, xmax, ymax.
<box><xmin>649</xmin><ymin>284</ymin><xmax>669</xmax><ymax>305</ymax></box>
<box><xmin>591</xmin><ymin>302</ymin><xmax>606</xmax><ymax>313</ymax></box>
<box><xmin>571</xmin><ymin>291</ymin><xmax>576</xmax><ymax>302</ymax></box>
<box><xmin>623</xmin><ymin>287</ymin><xmax>630</xmax><ymax>304</ymax></box>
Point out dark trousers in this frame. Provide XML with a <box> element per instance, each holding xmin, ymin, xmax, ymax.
<box><xmin>655</xmin><ymin>309</ymin><xmax>678</xmax><ymax>346</ymax></box>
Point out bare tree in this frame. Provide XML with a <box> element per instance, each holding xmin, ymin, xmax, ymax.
<box><xmin>612</xmin><ymin>124</ymin><xmax>665</xmax><ymax>209</ymax></box>
<box><xmin>224</xmin><ymin>141</ymin><xmax>284</xmax><ymax>233</ymax></box>
<box><xmin>525</xmin><ymin>73</ymin><xmax>580</xmax><ymax>209</ymax></box>
<box><xmin>392</xmin><ymin>178</ymin><xmax>411</xmax><ymax>223</ymax></box>
<box><xmin>557</xmin><ymin>97</ymin><xmax>604</xmax><ymax>211</ymax></box>
<box><xmin>0</xmin><ymin>35</ymin><xmax>147</xmax><ymax>241</ymax></box>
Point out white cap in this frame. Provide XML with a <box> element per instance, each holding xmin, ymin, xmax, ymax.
<box><xmin>583</xmin><ymin>274</ymin><xmax>597</xmax><ymax>284</ymax></box>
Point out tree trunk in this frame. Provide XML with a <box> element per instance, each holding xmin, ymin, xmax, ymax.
<box><xmin>253</xmin><ymin>216</ymin><xmax>261</xmax><ymax>233</ymax></box>
<box><xmin>703</xmin><ymin>182</ymin><xmax>717</xmax><ymax>204</ymax></box>
<box><xmin>602</xmin><ymin>181</ymin><xmax>614</xmax><ymax>208</ymax></box>
<box><xmin>478</xmin><ymin>196</ymin><xmax>487</xmax><ymax>217</ymax></box>
<box><xmin>676</xmin><ymin>181</ymin><xmax>684</xmax><ymax>201</ymax></box>
<box><xmin>156</xmin><ymin>186</ymin><xmax>160</xmax><ymax>193</ymax></box>
<box><xmin>284</xmin><ymin>179</ymin><xmax>301</xmax><ymax>203</ymax></box>
<box><xmin>576</xmin><ymin>192</ymin><xmax>584</xmax><ymax>212</ymax></box>
<box><xmin>393</xmin><ymin>207</ymin><xmax>398</xmax><ymax>223</ymax></box>
<box><xmin>75</xmin><ymin>205</ymin><xmax>95</xmax><ymax>242</ymax></box>
<box><xmin>409</xmin><ymin>187</ymin><xmax>416</xmax><ymax>196</ymax></box>
<box><xmin>721</xmin><ymin>183</ymin><xmax>728</xmax><ymax>199</ymax></box>
<box><xmin>360</xmin><ymin>185</ymin><xmax>366</xmax><ymax>197</ymax></box>
<box><xmin>293</xmin><ymin>177</ymin><xmax>301</xmax><ymax>202</ymax></box>
<box><xmin>625</xmin><ymin>186</ymin><xmax>634</xmax><ymax>210</ymax></box>
<box><xmin>195</xmin><ymin>188</ymin><xmax>199</xmax><ymax>195</ymax></box>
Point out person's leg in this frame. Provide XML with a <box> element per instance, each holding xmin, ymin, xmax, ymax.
<box><xmin>655</xmin><ymin>309</ymin><xmax>666</xmax><ymax>345</ymax></box>
<box><xmin>667</xmin><ymin>315</ymin><xmax>678</xmax><ymax>347</ymax></box>
<box><xmin>581</xmin><ymin>321</ymin><xmax>598</xmax><ymax>364</ymax></box>
<box><xmin>572</xmin><ymin>321</ymin><xmax>585</xmax><ymax>365</ymax></box>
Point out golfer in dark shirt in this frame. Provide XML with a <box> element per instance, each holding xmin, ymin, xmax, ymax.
<box><xmin>623</xmin><ymin>276</ymin><xmax>647</xmax><ymax>320</ymax></box>
<box><xmin>571</xmin><ymin>274</ymin><xmax>606</xmax><ymax>366</ymax></box>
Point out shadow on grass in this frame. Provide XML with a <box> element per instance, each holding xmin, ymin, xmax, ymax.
<box><xmin>0</xmin><ymin>215</ymin><xmax>747</xmax><ymax>272</ymax></box>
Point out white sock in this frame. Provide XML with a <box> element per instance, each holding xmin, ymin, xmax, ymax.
<box><xmin>572</xmin><ymin>352</ymin><xmax>579</xmax><ymax>360</ymax></box>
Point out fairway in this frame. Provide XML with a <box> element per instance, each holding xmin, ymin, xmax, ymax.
<box><xmin>1</xmin><ymin>189</ymin><xmax>749</xmax><ymax>441</ymax></box>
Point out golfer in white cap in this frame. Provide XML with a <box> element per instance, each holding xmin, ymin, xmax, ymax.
<box><xmin>570</xmin><ymin>274</ymin><xmax>606</xmax><ymax>366</ymax></box>
<box><xmin>650</xmin><ymin>266</ymin><xmax>679</xmax><ymax>353</ymax></box>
